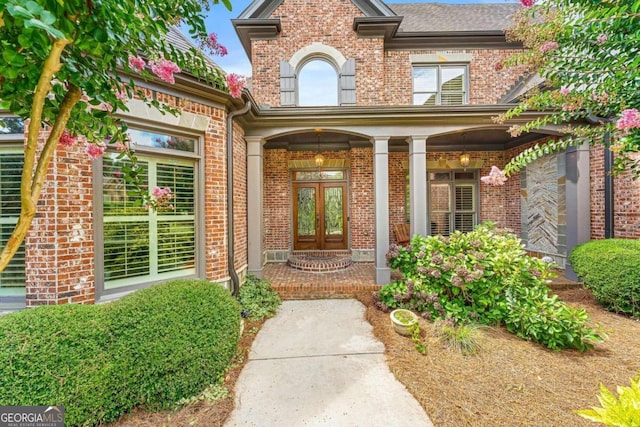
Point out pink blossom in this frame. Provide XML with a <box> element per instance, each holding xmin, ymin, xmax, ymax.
<box><xmin>128</xmin><ymin>55</ymin><xmax>146</xmax><ymax>72</ymax></box>
<box><xmin>152</xmin><ymin>186</ymin><xmax>172</xmax><ymax>198</ymax></box>
<box><xmin>206</xmin><ymin>33</ymin><xmax>229</xmax><ymax>56</ymax></box>
<box><xmin>559</xmin><ymin>87</ymin><xmax>570</xmax><ymax>95</ymax></box>
<box><xmin>494</xmin><ymin>61</ymin><xmax>504</xmax><ymax>71</ymax></box>
<box><xmin>480</xmin><ymin>166</ymin><xmax>508</xmax><ymax>186</ymax></box>
<box><xmin>596</xmin><ymin>34</ymin><xmax>608</xmax><ymax>45</ymax></box>
<box><xmin>562</xmin><ymin>103</ymin><xmax>577</xmax><ymax>112</ymax></box>
<box><xmin>115</xmin><ymin>90</ymin><xmax>128</xmax><ymax>100</ymax></box>
<box><xmin>150</xmin><ymin>58</ymin><xmax>181</xmax><ymax>84</ymax></box>
<box><xmin>226</xmin><ymin>73</ymin><xmax>246</xmax><ymax>98</ymax></box>
<box><xmin>58</xmin><ymin>130</ymin><xmax>77</xmax><ymax>147</ymax></box>
<box><xmin>114</xmin><ymin>141</ymin><xmax>129</xmax><ymax>152</ymax></box>
<box><xmin>520</xmin><ymin>0</ymin><xmax>535</xmax><ymax>7</ymax></box>
<box><xmin>540</xmin><ymin>41</ymin><xmax>559</xmax><ymax>54</ymax></box>
<box><xmin>85</xmin><ymin>142</ymin><xmax>106</xmax><ymax>159</ymax></box>
<box><xmin>591</xmin><ymin>92</ymin><xmax>609</xmax><ymax>103</ymax></box>
<box><xmin>113</xmin><ymin>170</ymin><xmax>123</xmax><ymax>178</ymax></box>
<box><xmin>616</xmin><ymin>109</ymin><xmax>640</xmax><ymax>133</ymax></box>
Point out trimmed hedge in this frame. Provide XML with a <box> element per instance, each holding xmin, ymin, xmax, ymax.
<box><xmin>0</xmin><ymin>279</ymin><xmax>241</xmax><ymax>426</ymax></box>
<box><xmin>570</xmin><ymin>239</ymin><xmax>640</xmax><ymax>317</ymax></box>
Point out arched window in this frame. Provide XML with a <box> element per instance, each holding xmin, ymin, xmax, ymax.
<box><xmin>298</xmin><ymin>59</ymin><xmax>338</xmax><ymax>106</ymax></box>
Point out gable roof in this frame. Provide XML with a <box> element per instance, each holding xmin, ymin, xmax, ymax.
<box><xmin>238</xmin><ymin>0</ymin><xmax>396</xmax><ymax>19</ymax></box>
<box><xmin>167</xmin><ymin>27</ymin><xmax>223</xmax><ymax>72</ymax></box>
<box><xmin>389</xmin><ymin>3</ymin><xmax>522</xmax><ymax>32</ymax></box>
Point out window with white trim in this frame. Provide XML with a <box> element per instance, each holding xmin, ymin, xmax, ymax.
<box><xmin>413</xmin><ymin>65</ymin><xmax>468</xmax><ymax>106</ymax></box>
<box><xmin>0</xmin><ymin>117</ymin><xmax>26</xmax><ymax>309</ymax></box>
<box><xmin>100</xmin><ymin>129</ymin><xmax>198</xmax><ymax>292</ymax></box>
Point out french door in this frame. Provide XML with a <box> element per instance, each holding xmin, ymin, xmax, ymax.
<box><xmin>293</xmin><ymin>182</ymin><xmax>347</xmax><ymax>250</ymax></box>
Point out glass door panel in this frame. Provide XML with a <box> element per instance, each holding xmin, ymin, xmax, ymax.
<box><xmin>430</xmin><ymin>182</ymin><xmax>451</xmax><ymax>236</ymax></box>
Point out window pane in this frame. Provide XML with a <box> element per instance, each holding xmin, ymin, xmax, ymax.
<box><xmin>295</xmin><ymin>171</ymin><xmax>344</xmax><ymax>181</ymax></box>
<box><xmin>104</xmin><ymin>222</ymin><xmax>150</xmax><ymax>282</ymax></box>
<box><xmin>441</xmin><ymin>92</ymin><xmax>465</xmax><ymax>105</ymax></box>
<box><xmin>0</xmin><ymin>152</ymin><xmax>25</xmax><ymax>297</ymax></box>
<box><xmin>298</xmin><ymin>60</ymin><xmax>338</xmax><ymax>106</ymax></box>
<box><xmin>157</xmin><ymin>162</ymin><xmax>195</xmax><ymax>215</ymax></box>
<box><xmin>158</xmin><ymin>220</ymin><xmax>195</xmax><ymax>273</ymax></box>
<box><xmin>413</xmin><ymin>67</ymin><xmax>437</xmax><ymax>92</ymax></box>
<box><xmin>103</xmin><ymin>154</ymin><xmax>149</xmax><ymax>216</ymax></box>
<box><xmin>413</xmin><ymin>93</ymin><xmax>437</xmax><ymax>106</ymax></box>
<box><xmin>429</xmin><ymin>172</ymin><xmax>451</xmax><ymax>181</ymax></box>
<box><xmin>431</xmin><ymin>213</ymin><xmax>451</xmax><ymax>236</ymax></box>
<box><xmin>128</xmin><ymin>129</ymin><xmax>196</xmax><ymax>152</ymax></box>
<box><xmin>441</xmin><ymin>67</ymin><xmax>465</xmax><ymax>91</ymax></box>
<box><xmin>0</xmin><ymin>117</ymin><xmax>24</xmax><ymax>134</ymax></box>
<box><xmin>455</xmin><ymin>185</ymin><xmax>474</xmax><ymax>211</ymax></box>
<box><xmin>324</xmin><ymin>187</ymin><xmax>343</xmax><ymax>236</ymax></box>
<box><xmin>297</xmin><ymin>187</ymin><xmax>316</xmax><ymax>236</ymax></box>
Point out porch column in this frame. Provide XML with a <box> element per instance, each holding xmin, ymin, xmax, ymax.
<box><xmin>408</xmin><ymin>136</ymin><xmax>428</xmax><ymax>236</ymax></box>
<box><xmin>246</xmin><ymin>137</ymin><xmax>264</xmax><ymax>278</ymax></box>
<box><xmin>374</xmin><ymin>136</ymin><xmax>391</xmax><ymax>285</ymax></box>
<box><xmin>565</xmin><ymin>142</ymin><xmax>591</xmax><ymax>280</ymax></box>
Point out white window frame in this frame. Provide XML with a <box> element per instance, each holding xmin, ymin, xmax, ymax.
<box><xmin>412</xmin><ymin>65</ymin><xmax>469</xmax><ymax>106</ymax></box>
<box><xmin>426</xmin><ymin>171</ymin><xmax>478</xmax><ymax>236</ymax></box>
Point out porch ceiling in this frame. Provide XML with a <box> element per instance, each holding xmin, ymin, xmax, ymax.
<box><xmin>262</xmin><ymin>128</ymin><xmax>549</xmax><ymax>152</ymax></box>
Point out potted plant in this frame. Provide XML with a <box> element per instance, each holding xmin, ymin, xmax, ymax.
<box><xmin>390</xmin><ymin>309</ymin><xmax>419</xmax><ymax>336</ymax></box>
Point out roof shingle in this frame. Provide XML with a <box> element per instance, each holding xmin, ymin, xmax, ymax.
<box><xmin>389</xmin><ymin>3</ymin><xmax>522</xmax><ymax>32</ymax></box>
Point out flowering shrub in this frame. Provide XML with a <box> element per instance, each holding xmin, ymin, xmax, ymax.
<box><xmin>375</xmin><ymin>223</ymin><xmax>604</xmax><ymax>351</ymax></box>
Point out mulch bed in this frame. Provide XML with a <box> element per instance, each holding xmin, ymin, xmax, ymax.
<box><xmin>111</xmin><ymin>288</ymin><xmax>639</xmax><ymax>427</ymax></box>
<box><xmin>355</xmin><ymin>288</ymin><xmax>640</xmax><ymax>427</ymax></box>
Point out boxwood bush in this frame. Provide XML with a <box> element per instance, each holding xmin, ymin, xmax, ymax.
<box><xmin>0</xmin><ymin>279</ymin><xmax>241</xmax><ymax>426</ymax></box>
<box><xmin>570</xmin><ymin>239</ymin><xmax>640</xmax><ymax>317</ymax></box>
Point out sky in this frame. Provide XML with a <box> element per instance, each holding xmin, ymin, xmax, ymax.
<box><xmin>199</xmin><ymin>0</ymin><xmax>518</xmax><ymax>78</ymax></box>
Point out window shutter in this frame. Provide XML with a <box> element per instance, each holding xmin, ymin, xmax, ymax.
<box><xmin>455</xmin><ymin>185</ymin><xmax>476</xmax><ymax>232</ymax></box>
<box><xmin>280</xmin><ymin>60</ymin><xmax>296</xmax><ymax>106</ymax></box>
<box><xmin>0</xmin><ymin>153</ymin><xmax>26</xmax><ymax>289</ymax></box>
<box><xmin>340</xmin><ymin>58</ymin><xmax>356</xmax><ymax>106</ymax></box>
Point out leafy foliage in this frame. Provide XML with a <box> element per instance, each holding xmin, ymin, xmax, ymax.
<box><xmin>499</xmin><ymin>0</ymin><xmax>640</xmax><ymax>177</ymax></box>
<box><xmin>0</xmin><ymin>279</ymin><xmax>241</xmax><ymax>426</ymax></box>
<box><xmin>375</xmin><ymin>223</ymin><xmax>604</xmax><ymax>351</ymax></box>
<box><xmin>570</xmin><ymin>239</ymin><xmax>640</xmax><ymax>317</ymax></box>
<box><xmin>576</xmin><ymin>374</ymin><xmax>640</xmax><ymax>426</ymax></box>
<box><xmin>238</xmin><ymin>275</ymin><xmax>282</xmax><ymax>321</ymax></box>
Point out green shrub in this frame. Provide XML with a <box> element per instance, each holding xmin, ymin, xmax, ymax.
<box><xmin>576</xmin><ymin>374</ymin><xmax>640</xmax><ymax>426</ymax></box>
<box><xmin>0</xmin><ymin>279</ymin><xmax>241</xmax><ymax>426</ymax></box>
<box><xmin>238</xmin><ymin>275</ymin><xmax>281</xmax><ymax>320</ymax></box>
<box><xmin>376</xmin><ymin>222</ymin><xmax>604</xmax><ymax>351</ymax></box>
<box><xmin>570</xmin><ymin>239</ymin><xmax>640</xmax><ymax>317</ymax></box>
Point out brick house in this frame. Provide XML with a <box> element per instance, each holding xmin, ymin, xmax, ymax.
<box><xmin>1</xmin><ymin>0</ymin><xmax>638</xmax><ymax>310</ymax></box>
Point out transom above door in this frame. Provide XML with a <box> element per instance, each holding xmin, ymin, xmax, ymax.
<box><xmin>292</xmin><ymin>170</ymin><xmax>348</xmax><ymax>250</ymax></box>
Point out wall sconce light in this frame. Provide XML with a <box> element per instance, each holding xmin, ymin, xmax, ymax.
<box><xmin>459</xmin><ymin>151</ymin><xmax>471</xmax><ymax>169</ymax></box>
<box><xmin>314</xmin><ymin>131</ymin><xmax>324</xmax><ymax>169</ymax></box>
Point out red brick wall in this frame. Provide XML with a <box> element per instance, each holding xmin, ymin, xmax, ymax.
<box><xmin>591</xmin><ymin>147</ymin><xmax>640</xmax><ymax>239</ymax></box>
<box><xmin>384</xmin><ymin>49</ymin><xmax>526</xmax><ymax>105</ymax></box>
<box><xmin>264</xmin><ymin>149</ymin><xmax>290</xmax><ymax>250</ymax></box>
<box><xmin>350</xmin><ymin>146</ymin><xmax>375</xmax><ymax>249</ymax></box>
<box><xmin>248</xmin><ymin>0</ymin><xmax>525</xmax><ymax>108</ymax></box>
<box><xmin>25</xmin><ymin>132</ymin><xmax>95</xmax><ymax>307</ymax></box>
<box><xmin>233</xmin><ymin>121</ymin><xmax>248</xmax><ymax>271</ymax></box>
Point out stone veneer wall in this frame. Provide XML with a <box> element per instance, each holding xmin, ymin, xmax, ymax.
<box><xmin>23</xmin><ymin>88</ymin><xmax>238</xmax><ymax>306</ymax></box>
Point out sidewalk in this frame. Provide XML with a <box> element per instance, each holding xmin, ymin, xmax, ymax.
<box><xmin>225</xmin><ymin>299</ymin><xmax>433</xmax><ymax>427</ymax></box>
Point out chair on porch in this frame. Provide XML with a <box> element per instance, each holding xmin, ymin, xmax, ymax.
<box><xmin>394</xmin><ymin>223</ymin><xmax>410</xmax><ymax>246</ymax></box>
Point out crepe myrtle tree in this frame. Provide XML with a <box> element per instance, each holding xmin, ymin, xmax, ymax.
<box><xmin>484</xmin><ymin>0</ymin><xmax>640</xmax><ymax>185</ymax></box>
<box><xmin>0</xmin><ymin>0</ymin><xmax>245</xmax><ymax>273</ymax></box>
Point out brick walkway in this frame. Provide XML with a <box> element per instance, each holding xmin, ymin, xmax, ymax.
<box><xmin>262</xmin><ymin>262</ymin><xmax>581</xmax><ymax>300</ymax></box>
<box><xmin>263</xmin><ymin>262</ymin><xmax>381</xmax><ymax>299</ymax></box>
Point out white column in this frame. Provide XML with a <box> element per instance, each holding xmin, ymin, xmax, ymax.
<box><xmin>374</xmin><ymin>136</ymin><xmax>391</xmax><ymax>285</ymax></box>
<box><xmin>408</xmin><ymin>136</ymin><xmax>428</xmax><ymax>236</ymax></box>
<box><xmin>246</xmin><ymin>137</ymin><xmax>264</xmax><ymax>277</ymax></box>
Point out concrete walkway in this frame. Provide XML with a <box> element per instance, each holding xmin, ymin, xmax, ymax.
<box><xmin>225</xmin><ymin>299</ymin><xmax>433</xmax><ymax>427</ymax></box>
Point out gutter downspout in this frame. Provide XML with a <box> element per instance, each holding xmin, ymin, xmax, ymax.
<box><xmin>603</xmin><ymin>132</ymin><xmax>614</xmax><ymax>238</ymax></box>
<box><xmin>227</xmin><ymin>99</ymin><xmax>252</xmax><ymax>297</ymax></box>
<box><xmin>586</xmin><ymin>115</ymin><xmax>614</xmax><ymax>238</ymax></box>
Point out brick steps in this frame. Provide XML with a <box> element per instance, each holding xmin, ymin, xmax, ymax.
<box><xmin>287</xmin><ymin>250</ymin><xmax>353</xmax><ymax>273</ymax></box>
